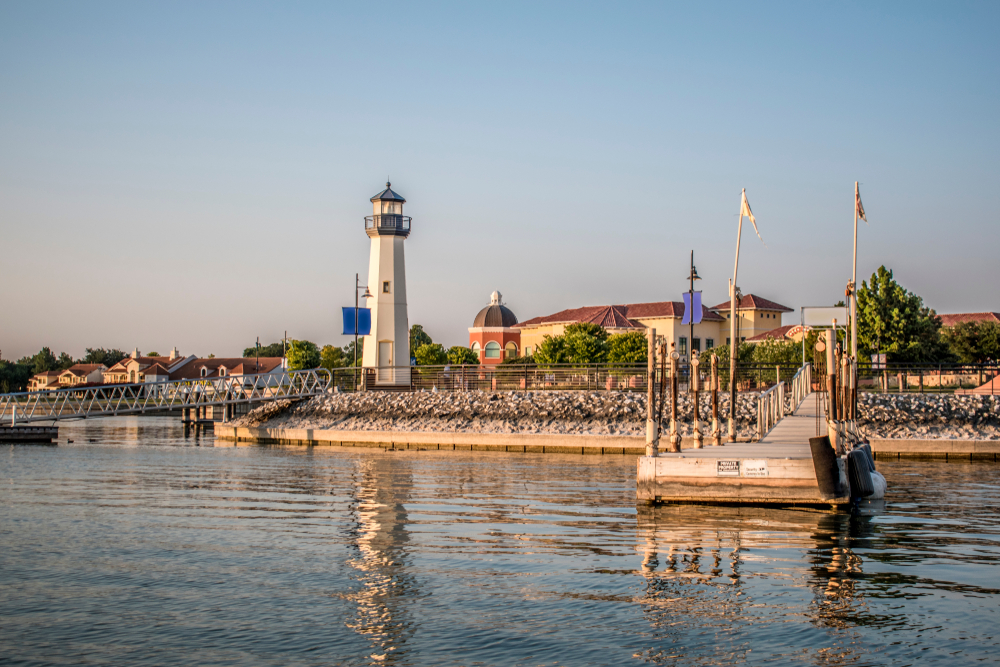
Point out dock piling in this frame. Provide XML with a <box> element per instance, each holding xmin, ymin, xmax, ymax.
<box><xmin>691</xmin><ymin>351</ymin><xmax>703</xmax><ymax>449</ymax></box>
<box><xmin>711</xmin><ymin>353</ymin><xmax>721</xmax><ymax>446</ymax></box>
<box><xmin>645</xmin><ymin>328</ymin><xmax>658</xmax><ymax>457</ymax></box>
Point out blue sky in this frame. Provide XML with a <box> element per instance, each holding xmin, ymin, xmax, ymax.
<box><xmin>1</xmin><ymin>1</ymin><xmax>998</xmax><ymax>360</ymax></box>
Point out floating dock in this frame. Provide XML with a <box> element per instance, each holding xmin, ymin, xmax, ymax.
<box><xmin>0</xmin><ymin>425</ymin><xmax>59</xmax><ymax>444</ymax></box>
<box><xmin>638</xmin><ymin>393</ymin><xmax>851</xmax><ymax>507</ymax></box>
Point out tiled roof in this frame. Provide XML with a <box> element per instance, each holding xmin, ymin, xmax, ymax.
<box><xmin>67</xmin><ymin>363</ymin><xmax>106</xmax><ymax>372</ymax></box>
<box><xmin>938</xmin><ymin>312</ymin><xmax>1000</xmax><ymax>327</ymax></box>
<box><xmin>516</xmin><ymin>300</ymin><xmax>724</xmax><ymax>329</ymax></box>
<box><xmin>709</xmin><ymin>294</ymin><xmax>793</xmax><ymax>313</ymax></box>
<box><xmin>746</xmin><ymin>324</ymin><xmax>797</xmax><ymax>342</ymax></box>
<box><xmin>169</xmin><ymin>357</ymin><xmax>284</xmax><ymax>380</ymax></box>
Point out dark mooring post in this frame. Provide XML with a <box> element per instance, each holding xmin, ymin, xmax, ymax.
<box><xmin>826</xmin><ymin>328</ymin><xmax>840</xmax><ymax>454</ymax></box>
<box><xmin>668</xmin><ymin>343</ymin><xmax>680</xmax><ymax>452</ymax></box>
<box><xmin>657</xmin><ymin>342</ymin><xmax>667</xmax><ymax>438</ymax></box>
<box><xmin>711</xmin><ymin>353</ymin><xmax>721</xmax><ymax>446</ymax></box>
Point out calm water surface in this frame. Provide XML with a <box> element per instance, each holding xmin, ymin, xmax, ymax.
<box><xmin>1</xmin><ymin>417</ymin><xmax>998</xmax><ymax>666</ymax></box>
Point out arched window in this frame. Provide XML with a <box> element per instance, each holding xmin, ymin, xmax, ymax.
<box><xmin>504</xmin><ymin>342</ymin><xmax>518</xmax><ymax>359</ymax></box>
<box><xmin>485</xmin><ymin>341</ymin><xmax>501</xmax><ymax>359</ymax></box>
<box><xmin>218</xmin><ymin>367</ymin><xmax>226</xmax><ymax>377</ymax></box>
<box><xmin>200</xmin><ymin>367</ymin><xmax>208</xmax><ymax>377</ymax></box>
<box><xmin>471</xmin><ymin>341</ymin><xmax>481</xmax><ymax>356</ymax></box>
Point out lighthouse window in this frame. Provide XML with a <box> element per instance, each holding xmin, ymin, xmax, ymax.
<box><xmin>383</xmin><ymin>281</ymin><xmax>390</xmax><ymax>294</ymax></box>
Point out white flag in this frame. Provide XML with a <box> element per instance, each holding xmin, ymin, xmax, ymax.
<box><xmin>741</xmin><ymin>189</ymin><xmax>765</xmax><ymax>245</ymax></box>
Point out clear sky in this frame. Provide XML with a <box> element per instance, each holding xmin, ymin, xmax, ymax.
<box><xmin>2</xmin><ymin>1</ymin><xmax>998</xmax><ymax>361</ymax></box>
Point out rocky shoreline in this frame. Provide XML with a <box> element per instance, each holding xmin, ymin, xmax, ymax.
<box><xmin>233</xmin><ymin>390</ymin><xmax>998</xmax><ymax>441</ymax></box>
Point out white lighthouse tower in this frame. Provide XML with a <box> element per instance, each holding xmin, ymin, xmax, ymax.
<box><xmin>361</xmin><ymin>182</ymin><xmax>411</xmax><ymax>386</ymax></box>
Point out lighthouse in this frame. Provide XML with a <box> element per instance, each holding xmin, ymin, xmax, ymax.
<box><xmin>361</xmin><ymin>182</ymin><xmax>411</xmax><ymax>386</ymax></box>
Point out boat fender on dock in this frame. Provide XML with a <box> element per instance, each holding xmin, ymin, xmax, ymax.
<box><xmin>809</xmin><ymin>435</ymin><xmax>845</xmax><ymax>499</ymax></box>
<box><xmin>847</xmin><ymin>449</ymin><xmax>875</xmax><ymax>498</ymax></box>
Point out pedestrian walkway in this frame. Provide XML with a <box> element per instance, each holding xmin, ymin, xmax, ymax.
<box><xmin>758</xmin><ymin>392</ymin><xmax>825</xmax><ymax>445</ymax></box>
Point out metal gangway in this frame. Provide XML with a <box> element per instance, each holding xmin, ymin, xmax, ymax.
<box><xmin>756</xmin><ymin>363</ymin><xmax>812</xmax><ymax>440</ymax></box>
<box><xmin>1</xmin><ymin>369</ymin><xmax>331</xmax><ymax>425</ymax></box>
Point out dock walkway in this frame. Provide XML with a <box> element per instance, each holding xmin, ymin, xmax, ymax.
<box><xmin>637</xmin><ymin>392</ymin><xmax>848</xmax><ymax>506</ymax></box>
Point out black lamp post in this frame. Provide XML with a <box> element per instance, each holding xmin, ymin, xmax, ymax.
<box><xmin>355</xmin><ymin>273</ymin><xmax>373</xmax><ymax>390</ymax></box>
<box><xmin>687</xmin><ymin>250</ymin><xmax>701</xmax><ymax>364</ymax></box>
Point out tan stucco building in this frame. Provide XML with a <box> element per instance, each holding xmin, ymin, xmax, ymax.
<box><xmin>516</xmin><ymin>293</ymin><xmax>793</xmax><ymax>358</ymax></box>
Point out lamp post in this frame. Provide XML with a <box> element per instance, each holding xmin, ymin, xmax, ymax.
<box><xmin>355</xmin><ymin>273</ymin><xmax>373</xmax><ymax>390</ymax></box>
<box><xmin>687</xmin><ymin>251</ymin><xmax>701</xmax><ymax>365</ymax></box>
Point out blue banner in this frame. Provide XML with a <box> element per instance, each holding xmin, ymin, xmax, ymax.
<box><xmin>681</xmin><ymin>292</ymin><xmax>703</xmax><ymax>325</ymax></box>
<box><xmin>342</xmin><ymin>307</ymin><xmax>372</xmax><ymax>336</ymax></box>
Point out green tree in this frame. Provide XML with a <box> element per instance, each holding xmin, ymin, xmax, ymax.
<box><xmin>414</xmin><ymin>343</ymin><xmax>448</xmax><ymax>365</ymax></box>
<box><xmin>534</xmin><ymin>335</ymin><xmax>569</xmax><ymax>366</ymax></box>
<box><xmin>563</xmin><ymin>322</ymin><xmax>609</xmax><ymax>364</ymax></box>
<box><xmin>146</xmin><ymin>351</ymin><xmax>160</xmax><ymax>358</ymax></box>
<box><xmin>498</xmin><ymin>354</ymin><xmax>535</xmax><ymax>366</ymax></box>
<box><xmin>607</xmin><ymin>331</ymin><xmax>648</xmax><ymax>365</ymax></box>
<box><xmin>447</xmin><ymin>346</ymin><xmax>480</xmax><ymax>365</ymax></box>
<box><xmin>0</xmin><ymin>361</ymin><xmax>34</xmax><ymax>393</ymax></box>
<box><xmin>342</xmin><ymin>340</ymin><xmax>363</xmax><ymax>367</ymax></box>
<box><xmin>320</xmin><ymin>344</ymin><xmax>347</xmax><ymax>370</ymax></box>
<box><xmin>857</xmin><ymin>266</ymin><xmax>950</xmax><ymax>362</ymax></box>
<box><xmin>703</xmin><ymin>342</ymin><xmax>755</xmax><ymax>367</ymax></box>
<box><xmin>750</xmin><ymin>339</ymin><xmax>802</xmax><ymax>367</ymax></box>
<box><xmin>286</xmin><ymin>340</ymin><xmax>320</xmax><ymax>370</ymax></box>
<box><xmin>409</xmin><ymin>325</ymin><xmax>433</xmax><ymax>358</ymax></box>
<box><xmin>56</xmin><ymin>352</ymin><xmax>76</xmax><ymax>370</ymax></box>
<box><xmin>243</xmin><ymin>342</ymin><xmax>286</xmax><ymax>357</ymax></box>
<box><xmin>25</xmin><ymin>347</ymin><xmax>58</xmax><ymax>374</ymax></box>
<box><xmin>83</xmin><ymin>348</ymin><xmax>127</xmax><ymax>367</ymax></box>
<box><xmin>943</xmin><ymin>321</ymin><xmax>1000</xmax><ymax>364</ymax></box>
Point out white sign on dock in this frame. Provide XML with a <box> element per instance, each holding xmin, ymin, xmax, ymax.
<box><xmin>717</xmin><ymin>460</ymin><xmax>740</xmax><ymax>476</ymax></box>
<box><xmin>741</xmin><ymin>460</ymin><xmax>770</xmax><ymax>477</ymax></box>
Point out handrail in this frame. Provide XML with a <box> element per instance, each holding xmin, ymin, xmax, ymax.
<box><xmin>789</xmin><ymin>362</ymin><xmax>812</xmax><ymax>413</ymax></box>
<box><xmin>1</xmin><ymin>369</ymin><xmax>330</xmax><ymax>425</ymax></box>
<box><xmin>756</xmin><ymin>380</ymin><xmax>786</xmax><ymax>441</ymax></box>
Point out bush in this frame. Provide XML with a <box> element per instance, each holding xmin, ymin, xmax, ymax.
<box><xmin>414</xmin><ymin>343</ymin><xmax>448</xmax><ymax>366</ymax></box>
<box><xmin>447</xmin><ymin>346</ymin><xmax>480</xmax><ymax>365</ymax></box>
<box><xmin>286</xmin><ymin>340</ymin><xmax>320</xmax><ymax>370</ymax></box>
<box><xmin>607</xmin><ymin>331</ymin><xmax>647</xmax><ymax>365</ymax></box>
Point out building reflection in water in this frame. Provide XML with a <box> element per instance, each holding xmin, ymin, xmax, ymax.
<box><xmin>345</xmin><ymin>455</ymin><xmax>417</xmax><ymax>664</ymax></box>
<box><xmin>634</xmin><ymin>503</ymin><xmax>883</xmax><ymax>665</ymax></box>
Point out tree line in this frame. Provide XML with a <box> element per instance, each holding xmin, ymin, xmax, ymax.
<box><xmin>0</xmin><ymin>348</ymin><xmax>129</xmax><ymax>393</ymax></box>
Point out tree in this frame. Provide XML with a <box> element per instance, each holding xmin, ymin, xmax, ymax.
<box><xmin>857</xmin><ymin>266</ymin><xmax>950</xmax><ymax>362</ymax></box>
<box><xmin>56</xmin><ymin>352</ymin><xmax>76</xmax><ymax>370</ymax></box>
<box><xmin>146</xmin><ymin>351</ymin><xmax>160</xmax><ymax>358</ymax></box>
<box><xmin>320</xmin><ymin>344</ymin><xmax>347</xmax><ymax>370</ymax></box>
<box><xmin>562</xmin><ymin>322</ymin><xmax>609</xmax><ymax>364</ymax></box>
<box><xmin>409</xmin><ymin>325</ymin><xmax>433</xmax><ymax>358</ymax></box>
<box><xmin>0</xmin><ymin>361</ymin><xmax>34</xmax><ymax>393</ymax></box>
<box><xmin>286</xmin><ymin>340</ymin><xmax>320</xmax><ymax>370</ymax></box>
<box><xmin>750</xmin><ymin>339</ymin><xmax>802</xmax><ymax>367</ymax></box>
<box><xmin>342</xmin><ymin>340</ymin><xmax>363</xmax><ymax>367</ymax></box>
<box><xmin>607</xmin><ymin>331</ymin><xmax>647</xmax><ymax>365</ymax></box>
<box><xmin>24</xmin><ymin>347</ymin><xmax>58</xmax><ymax>374</ymax></box>
<box><xmin>703</xmin><ymin>342</ymin><xmax>755</xmax><ymax>367</ymax></box>
<box><xmin>498</xmin><ymin>354</ymin><xmax>535</xmax><ymax>366</ymax></box>
<box><xmin>534</xmin><ymin>335</ymin><xmax>568</xmax><ymax>366</ymax></box>
<box><xmin>414</xmin><ymin>343</ymin><xmax>448</xmax><ymax>365</ymax></box>
<box><xmin>243</xmin><ymin>342</ymin><xmax>286</xmax><ymax>358</ymax></box>
<box><xmin>943</xmin><ymin>321</ymin><xmax>1000</xmax><ymax>364</ymax></box>
<box><xmin>83</xmin><ymin>348</ymin><xmax>127</xmax><ymax>367</ymax></box>
<box><xmin>447</xmin><ymin>346</ymin><xmax>480</xmax><ymax>365</ymax></box>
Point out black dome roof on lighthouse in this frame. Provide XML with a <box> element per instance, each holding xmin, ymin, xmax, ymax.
<box><xmin>473</xmin><ymin>291</ymin><xmax>518</xmax><ymax>328</ymax></box>
<box><xmin>371</xmin><ymin>181</ymin><xmax>406</xmax><ymax>202</ymax></box>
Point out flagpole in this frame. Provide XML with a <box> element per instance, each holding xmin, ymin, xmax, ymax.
<box><xmin>729</xmin><ymin>190</ymin><xmax>745</xmax><ymax>443</ymax></box>
<box><xmin>851</xmin><ymin>182</ymin><xmax>860</xmax><ymax>419</ymax></box>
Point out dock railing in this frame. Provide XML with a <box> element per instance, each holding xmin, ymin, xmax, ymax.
<box><xmin>789</xmin><ymin>363</ymin><xmax>812</xmax><ymax>412</ymax></box>
<box><xmin>757</xmin><ymin>380</ymin><xmax>786</xmax><ymax>441</ymax></box>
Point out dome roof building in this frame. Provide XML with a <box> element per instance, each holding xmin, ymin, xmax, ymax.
<box><xmin>468</xmin><ymin>291</ymin><xmax>522</xmax><ymax>365</ymax></box>
<box><xmin>473</xmin><ymin>291</ymin><xmax>519</xmax><ymax>328</ymax></box>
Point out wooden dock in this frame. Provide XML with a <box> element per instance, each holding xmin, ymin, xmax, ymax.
<box><xmin>0</xmin><ymin>425</ymin><xmax>59</xmax><ymax>444</ymax></box>
<box><xmin>637</xmin><ymin>393</ymin><xmax>850</xmax><ymax>507</ymax></box>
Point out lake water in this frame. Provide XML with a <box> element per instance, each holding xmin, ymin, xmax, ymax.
<box><xmin>1</xmin><ymin>417</ymin><xmax>998</xmax><ymax>666</ymax></box>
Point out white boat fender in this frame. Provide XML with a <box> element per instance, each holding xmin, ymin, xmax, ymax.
<box><xmin>870</xmin><ymin>470</ymin><xmax>887</xmax><ymax>500</ymax></box>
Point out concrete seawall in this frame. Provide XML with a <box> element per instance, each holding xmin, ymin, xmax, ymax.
<box><xmin>216</xmin><ymin>425</ymin><xmax>1000</xmax><ymax>460</ymax></box>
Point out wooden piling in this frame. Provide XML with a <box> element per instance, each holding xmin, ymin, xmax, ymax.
<box><xmin>646</xmin><ymin>328</ymin><xmax>658</xmax><ymax>457</ymax></box>
<box><xmin>711</xmin><ymin>353</ymin><xmax>721</xmax><ymax>446</ymax></box>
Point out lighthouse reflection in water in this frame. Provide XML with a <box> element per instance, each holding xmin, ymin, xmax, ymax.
<box><xmin>344</xmin><ymin>456</ymin><xmax>416</xmax><ymax>662</ymax></box>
